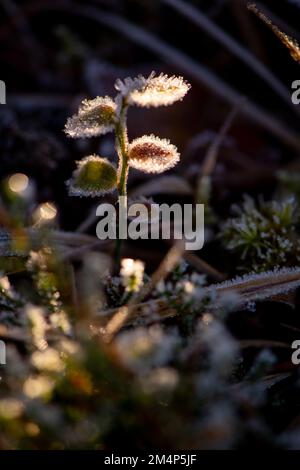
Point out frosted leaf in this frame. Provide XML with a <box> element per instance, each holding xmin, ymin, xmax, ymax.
<box><xmin>128</xmin><ymin>135</ymin><xmax>180</xmax><ymax>173</ymax></box>
<box><xmin>115</xmin><ymin>72</ymin><xmax>190</xmax><ymax>108</ymax></box>
<box><xmin>64</xmin><ymin>96</ymin><xmax>116</xmax><ymax>138</ymax></box>
<box><xmin>67</xmin><ymin>155</ymin><xmax>117</xmax><ymax>197</ymax></box>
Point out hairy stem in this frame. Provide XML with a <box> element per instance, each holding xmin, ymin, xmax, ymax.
<box><xmin>115</xmin><ymin>97</ymin><xmax>129</xmax><ymax>270</ymax></box>
<box><xmin>116</xmin><ymin>98</ymin><xmax>129</xmax><ymax>196</ymax></box>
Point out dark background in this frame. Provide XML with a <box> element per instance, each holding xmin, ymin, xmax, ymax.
<box><xmin>0</xmin><ymin>0</ymin><xmax>300</xmax><ymax>255</ymax></box>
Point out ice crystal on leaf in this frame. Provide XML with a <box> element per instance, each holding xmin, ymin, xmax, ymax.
<box><xmin>128</xmin><ymin>135</ymin><xmax>180</xmax><ymax>173</ymax></box>
<box><xmin>115</xmin><ymin>72</ymin><xmax>190</xmax><ymax>108</ymax></box>
<box><xmin>64</xmin><ymin>72</ymin><xmax>189</xmax><ymax>208</ymax></box>
<box><xmin>64</xmin><ymin>96</ymin><xmax>116</xmax><ymax>138</ymax></box>
<box><xmin>209</xmin><ymin>266</ymin><xmax>300</xmax><ymax>308</ymax></box>
<box><xmin>68</xmin><ymin>155</ymin><xmax>117</xmax><ymax>197</ymax></box>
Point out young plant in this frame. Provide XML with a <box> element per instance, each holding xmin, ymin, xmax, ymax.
<box><xmin>64</xmin><ymin>72</ymin><xmax>190</xmax><ymax>266</ymax></box>
<box><xmin>64</xmin><ymin>72</ymin><xmax>190</xmax><ymax>197</ymax></box>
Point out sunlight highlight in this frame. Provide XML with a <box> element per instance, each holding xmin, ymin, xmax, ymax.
<box><xmin>8</xmin><ymin>173</ymin><xmax>29</xmax><ymax>193</ymax></box>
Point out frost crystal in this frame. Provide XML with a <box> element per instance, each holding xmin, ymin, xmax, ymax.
<box><xmin>128</xmin><ymin>135</ymin><xmax>180</xmax><ymax>173</ymax></box>
<box><xmin>208</xmin><ymin>266</ymin><xmax>300</xmax><ymax>308</ymax></box>
<box><xmin>67</xmin><ymin>155</ymin><xmax>117</xmax><ymax>197</ymax></box>
<box><xmin>221</xmin><ymin>196</ymin><xmax>300</xmax><ymax>271</ymax></box>
<box><xmin>115</xmin><ymin>72</ymin><xmax>190</xmax><ymax>108</ymax></box>
<box><xmin>64</xmin><ymin>96</ymin><xmax>116</xmax><ymax>138</ymax></box>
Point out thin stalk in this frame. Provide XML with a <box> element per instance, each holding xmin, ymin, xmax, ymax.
<box><xmin>115</xmin><ymin>97</ymin><xmax>129</xmax><ymax>270</ymax></box>
<box><xmin>116</xmin><ymin>99</ymin><xmax>129</xmax><ymax>196</ymax></box>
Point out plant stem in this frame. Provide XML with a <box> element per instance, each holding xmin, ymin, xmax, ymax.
<box><xmin>115</xmin><ymin>97</ymin><xmax>129</xmax><ymax>271</ymax></box>
<box><xmin>116</xmin><ymin>97</ymin><xmax>129</xmax><ymax>194</ymax></box>
<box><xmin>114</xmin><ymin>237</ymin><xmax>122</xmax><ymax>274</ymax></box>
<box><xmin>118</xmin><ymin>152</ymin><xmax>129</xmax><ymax>197</ymax></box>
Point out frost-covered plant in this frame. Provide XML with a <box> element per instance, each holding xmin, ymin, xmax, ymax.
<box><xmin>105</xmin><ymin>258</ymin><xmax>147</xmax><ymax>307</ymax></box>
<box><xmin>153</xmin><ymin>262</ymin><xmax>214</xmax><ymax>333</ymax></box>
<box><xmin>120</xmin><ymin>258</ymin><xmax>145</xmax><ymax>293</ymax></box>
<box><xmin>64</xmin><ymin>72</ymin><xmax>190</xmax><ymax>198</ymax></box>
<box><xmin>221</xmin><ymin>195</ymin><xmax>300</xmax><ymax>272</ymax></box>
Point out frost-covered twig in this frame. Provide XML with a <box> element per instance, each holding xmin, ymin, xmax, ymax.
<box><xmin>163</xmin><ymin>0</ymin><xmax>300</xmax><ymax>116</ymax></box>
<box><xmin>248</xmin><ymin>3</ymin><xmax>300</xmax><ymax>63</ymax></box>
<box><xmin>208</xmin><ymin>266</ymin><xmax>300</xmax><ymax>306</ymax></box>
<box><xmin>250</xmin><ymin>1</ymin><xmax>300</xmax><ymax>42</ymax></box>
<box><xmin>98</xmin><ymin>267</ymin><xmax>300</xmax><ymax>329</ymax></box>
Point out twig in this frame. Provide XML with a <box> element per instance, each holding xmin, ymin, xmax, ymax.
<box><xmin>247</xmin><ymin>3</ymin><xmax>300</xmax><ymax>64</ymax></box>
<box><xmin>247</xmin><ymin>0</ymin><xmax>300</xmax><ymax>43</ymax></box>
<box><xmin>162</xmin><ymin>0</ymin><xmax>300</xmax><ymax>116</ymax></box>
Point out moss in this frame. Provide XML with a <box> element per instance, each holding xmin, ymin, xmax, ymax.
<box><xmin>221</xmin><ymin>196</ymin><xmax>300</xmax><ymax>272</ymax></box>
